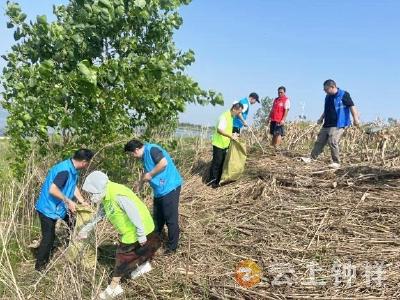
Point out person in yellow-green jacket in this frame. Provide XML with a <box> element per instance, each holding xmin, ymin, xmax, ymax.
<box><xmin>208</xmin><ymin>102</ymin><xmax>244</xmax><ymax>188</ymax></box>
<box><xmin>78</xmin><ymin>171</ymin><xmax>161</xmax><ymax>300</ymax></box>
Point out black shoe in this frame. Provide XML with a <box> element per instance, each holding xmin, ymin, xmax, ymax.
<box><xmin>211</xmin><ymin>183</ymin><xmax>220</xmax><ymax>189</ymax></box>
<box><xmin>35</xmin><ymin>263</ymin><xmax>46</xmax><ymax>272</ymax></box>
<box><xmin>164</xmin><ymin>248</ymin><xmax>176</xmax><ymax>256</ymax></box>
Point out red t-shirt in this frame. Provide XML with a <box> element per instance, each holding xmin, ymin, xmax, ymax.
<box><xmin>270</xmin><ymin>96</ymin><xmax>290</xmax><ymax>122</ymax></box>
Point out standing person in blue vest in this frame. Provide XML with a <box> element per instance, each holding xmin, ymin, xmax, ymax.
<box><xmin>302</xmin><ymin>79</ymin><xmax>360</xmax><ymax>168</ymax></box>
<box><xmin>233</xmin><ymin>92</ymin><xmax>260</xmax><ymax>134</ymax></box>
<box><xmin>34</xmin><ymin>148</ymin><xmax>94</xmax><ymax>271</ymax></box>
<box><xmin>124</xmin><ymin>139</ymin><xmax>182</xmax><ymax>255</ymax></box>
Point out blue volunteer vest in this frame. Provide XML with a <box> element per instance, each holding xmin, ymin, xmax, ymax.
<box><xmin>35</xmin><ymin>159</ymin><xmax>78</xmax><ymax>219</ymax></box>
<box><xmin>333</xmin><ymin>88</ymin><xmax>351</xmax><ymax>128</ymax></box>
<box><xmin>142</xmin><ymin>144</ymin><xmax>183</xmax><ymax>198</ymax></box>
<box><xmin>233</xmin><ymin>97</ymin><xmax>250</xmax><ymax>128</ymax></box>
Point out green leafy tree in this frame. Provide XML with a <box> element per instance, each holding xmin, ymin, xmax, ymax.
<box><xmin>1</xmin><ymin>0</ymin><xmax>223</xmax><ymax>174</ymax></box>
<box><xmin>253</xmin><ymin>96</ymin><xmax>273</xmax><ymax>129</ymax></box>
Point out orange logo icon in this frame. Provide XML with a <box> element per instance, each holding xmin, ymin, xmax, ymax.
<box><xmin>234</xmin><ymin>259</ymin><xmax>262</xmax><ymax>288</ymax></box>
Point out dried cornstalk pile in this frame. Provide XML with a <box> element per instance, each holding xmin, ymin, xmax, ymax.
<box><xmin>5</xmin><ymin>123</ymin><xmax>400</xmax><ymax>299</ymax></box>
<box><xmin>173</xmin><ymin>124</ymin><xmax>400</xmax><ymax>299</ymax></box>
<box><xmin>178</xmin><ymin>156</ymin><xmax>400</xmax><ymax>299</ymax></box>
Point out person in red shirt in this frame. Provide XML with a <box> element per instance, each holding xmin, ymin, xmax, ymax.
<box><xmin>267</xmin><ymin>86</ymin><xmax>290</xmax><ymax>149</ymax></box>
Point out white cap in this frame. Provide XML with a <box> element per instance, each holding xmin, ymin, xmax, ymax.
<box><xmin>82</xmin><ymin>171</ymin><xmax>108</xmax><ymax>194</ymax></box>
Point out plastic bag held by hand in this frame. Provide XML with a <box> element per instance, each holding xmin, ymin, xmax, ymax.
<box><xmin>220</xmin><ymin>140</ymin><xmax>247</xmax><ymax>184</ymax></box>
<box><xmin>65</xmin><ymin>205</ymin><xmax>97</xmax><ymax>269</ymax></box>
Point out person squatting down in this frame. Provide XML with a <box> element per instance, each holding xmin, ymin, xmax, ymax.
<box><xmin>79</xmin><ymin>171</ymin><xmax>161</xmax><ymax>299</ymax></box>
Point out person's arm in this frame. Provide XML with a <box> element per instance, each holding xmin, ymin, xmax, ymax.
<box><xmin>350</xmin><ymin>106</ymin><xmax>360</xmax><ymax>126</ymax></box>
<box><xmin>217</xmin><ymin>128</ymin><xmax>236</xmax><ymax>139</ymax></box>
<box><xmin>74</xmin><ymin>187</ymin><xmax>89</xmax><ymax>206</ymax></box>
<box><xmin>317</xmin><ymin>112</ymin><xmax>325</xmax><ymax>124</ymax></box>
<box><xmin>50</xmin><ymin>171</ymin><xmax>76</xmax><ymax>213</ymax></box>
<box><xmin>279</xmin><ymin>99</ymin><xmax>290</xmax><ymax>125</ymax></box>
<box><xmin>216</xmin><ymin>116</ymin><xmax>238</xmax><ymax>140</ymax></box>
<box><xmin>343</xmin><ymin>92</ymin><xmax>360</xmax><ymax>126</ymax></box>
<box><xmin>142</xmin><ymin>147</ymin><xmax>168</xmax><ymax>183</ymax></box>
<box><xmin>49</xmin><ymin>183</ymin><xmax>77</xmax><ymax>213</ymax></box>
<box><xmin>279</xmin><ymin>109</ymin><xmax>290</xmax><ymax>125</ymax></box>
<box><xmin>78</xmin><ymin>207</ymin><xmax>106</xmax><ymax>239</ymax></box>
<box><xmin>142</xmin><ymin>158</ymin><xmax>168</xmax><ymax>182</ymax></box>
<box><xmin>116</xmin><ymin>196</ymin><xmax>147</xmax><ymax>245</ymax></box>
<box><xmin>238</xmin><ymin>104</ymin><xmax>249</xmax><ymax>127</ymax></box>
<box><xmin>237</xmin><ymin>113</ymin><xmax>248</xmax><ymax>127</ymax></box>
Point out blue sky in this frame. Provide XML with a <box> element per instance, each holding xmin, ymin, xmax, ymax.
<box><xmin>1</xmin><ymin>0</ymin><xmax>399</xmax><ymax>126</ymax></box>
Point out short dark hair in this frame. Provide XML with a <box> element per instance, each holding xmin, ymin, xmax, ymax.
<box><xmin>278</xmin><ymin>86</ymin><xmax>286</xmax><ymax>92</ymax></box>
<box><xmin>124</xmin><ymin>139</ymin><xmax>144</xmax><ymax>152</ymax></box>
<box><xmin>73</xmin><ymin>149</ymin><xmax>94</xmax><ymax>161</ymax></box>
<box><xmin>249</xmin><ymin>92</ymin><xmax>259</xmax><ymax>102</ymax></box>
<box><xmin>323</xmin><ymin>79</ymin><xmax>336</xmax><ymax>88</ymax></box>
<box><xmin>231</xmin><ymin>102</ymin><xmax>244</xmax><ymax>111</ymax></box>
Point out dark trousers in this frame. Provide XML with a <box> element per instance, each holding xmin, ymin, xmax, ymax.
<box><xmin>113</xmin><ymin>231</ymin><xmax>161</xmax><ymax>277</ymax></box>
<box><xmin>153</xmin><ymin>186</ymin><xmax>181</xmax><ymax>251</ymax></box>
<box><xmin>35</xmin><ymin>211</ymin><xmax>74</xmax><ymax>270</ymax></box>
<box><xmin>209</xmin><ymin>146</ymin><xmax>227</xmax><ymax>185</ymax></box>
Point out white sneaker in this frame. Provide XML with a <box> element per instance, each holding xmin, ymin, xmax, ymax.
<box><xmin>28</xmin><ymin>239</ymin><xmax>40</xmax><ymax>249</ymax></box>
<box><xmin>328</xmin><ymin>162</ymin><xmax>341</xmax><ymax>169</ymax></box>
<box><xmin>301</xmin><ymin>157</ymin><xmax>312</xmax><ymax>163</ymax></box>
<box><xmin>131</xmin><ymin>261</ymin><xmax>152</xmax><ymax>279</ymax></box>
<box><xmin>99</xmin><ymin>284</ymin><xmax>123</xmax><ymax>299</ymax></box>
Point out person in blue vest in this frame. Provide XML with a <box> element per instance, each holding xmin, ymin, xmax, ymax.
<box><xmin>34</xmin><ymin>148</ymin><xmax>94</xmax><ymax>271</ymax></box>
<box><xmin>302</xmin><ymin>79</ymin><xmax>360</xmax><ymax>168</ymax></box>
<box><xmin>124</xmin><ymin>139</ymin><xmax>182</xmax><ymax>254</ymax></box>
<box><xmin>232</xmin><ymin>92</ymin><xmax>260</xmax><ymax>134</ymax></box>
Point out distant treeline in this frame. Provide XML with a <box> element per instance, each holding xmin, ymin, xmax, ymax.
<box><xmin>178</xmin><ymin>122</ymin><xmax>213</xmax><ymax>130</ymax></box>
